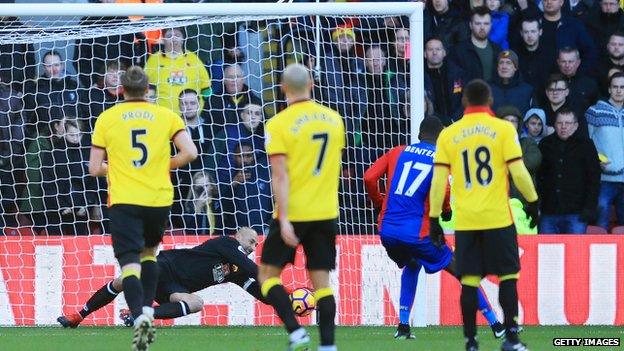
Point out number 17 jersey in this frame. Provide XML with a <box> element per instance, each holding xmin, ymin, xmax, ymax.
<box><xmin>381</xmin><ymin>142</ymin><xmax>436</xmax><ymax>243</ymax></box>
<box><xmin>92</xmin><ymin>100</ymin><xmax>185</xmax><ymax>207</ymax></box>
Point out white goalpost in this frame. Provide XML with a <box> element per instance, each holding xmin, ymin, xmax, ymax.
<box><xmin>0</xmin><ymin>2</ymin><xmax>426</xmax><ymax>327</ymax></box>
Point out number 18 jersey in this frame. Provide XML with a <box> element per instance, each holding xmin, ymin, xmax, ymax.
<box><xmin>380</xmin><ymin>142</ymin><xmax>436</xmax><ymax>243</ymax></box>
<box><xmin>434</xmin><ymin>106</ymin><xmax>523</xmax><ymax>230</ymax></box>
<box><xmin>92</xmin><ymin>100</ymin><xmax>185</xmax><ymax>207</ymax></box>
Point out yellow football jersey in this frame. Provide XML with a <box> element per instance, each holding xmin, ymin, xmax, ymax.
<box><xmin>434</xmin><ymin>106</ymin><xmax>522</xmax><ymax>230</ymax></box>
<box><xmin>92</xmin><ymin>100</ymin><xmax>185</xmax><ymax>207</ymax></box>
<box><xmin>144</xmin><ymin>51</ymin><xmax>211</xmax><ymax>114</ymax></box>
<box><xmin>265</xmin><ymin>100</ymin><xmax>345</xmax><ymax>221</ymax></box>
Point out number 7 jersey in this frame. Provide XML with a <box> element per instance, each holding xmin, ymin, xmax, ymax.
<box><xmin>92</xmin><ymin>100</ymin><xmax>185</xmax><ymax>207</ymax></box>
<box><xmin>434</xmin><ymin>106</ymin><xmax>523</xmax><ymax>230</ymax></box>
<box><xmin>265</xmin><ymin>100</ymin><xmax>345</xmax><ymax>221</ymax></box>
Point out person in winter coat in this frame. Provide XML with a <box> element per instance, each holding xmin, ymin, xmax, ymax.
<box><xmin>521</xmin><ymin>107</ymin><xmax>551</xmax><ymax>143</ymax></box>
<box><xmin>585</xmin><ymin>71</ymin><xmax>624</xmax><ymax>229</ymax></box>
<box><xmin>490</xmin><ymin>50</ymin><xmax>534</xmax><ymax>114</ymax></box>
<box><xmin>497</xmin><ymin>105</ymin><xmax>542</xmax><ymax>204</ymax></box>
<box><xmin>537</xmin><ymin>109</ymin><xmax>601</xmax><ymax>234</ymax></box>
<box><xmin>486</xmin><ymin>0</ymin><xmax>510</xmax><ymax>49</ymax></box>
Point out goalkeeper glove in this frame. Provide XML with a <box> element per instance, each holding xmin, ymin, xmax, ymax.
<box><xmin>429</xmin><ymin>217</ymin><xmax>444</xmax><ymax>248</ymax></box>
<box><xmin>524</xmin><ymin>200</ymin><xmax>539</xmax><ymax>229</ymax></box>
<box><xmin>441</xmin><ymin>209</ymin><xmax>452</xmax><ymax>222</ymax></box>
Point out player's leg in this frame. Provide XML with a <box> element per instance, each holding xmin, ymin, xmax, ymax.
<box><xmin>484</xmin><ymin>226</ymin><xmax>527</xmax><ymax>351</ymax></box>
<box><xmin>141</xmin><ymin>206</ymin><xmax>169</xmax><ymax>311</ymax></box>
<box><xmin>303</xmin><ymin>219</ymin><xmax>338</xmax><ymax>351</ymax></box>
<box><xmin>454</xmin><ymin>231</ymin><xmax>482</xmax><ymax>351</ymax></box>
<box><xmin>58</xmin><ymin>276</ymin><xmax>123</xmax><ymax>328</ymax></box>
<box><xmin>444</xmin><ymin>256</ymin><xmax>504</xmax><ymax>338</ymax></box>
<box><xmin>154</xmin><ymin>293</ymin><xmax>204</xmax><ymax>319</ymax></box>
<box><xmin>259</xmin><ymin>219</ymin><xmax>308</xmax><ymax>350</ymax></box>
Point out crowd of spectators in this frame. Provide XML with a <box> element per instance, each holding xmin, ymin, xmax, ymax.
<box><xmin>1</xmin><ymin>0</ymin><xmax>623</xmax><ymax>236</ymax></box>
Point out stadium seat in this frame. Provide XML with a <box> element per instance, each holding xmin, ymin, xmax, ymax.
<box><xmin>611</xmin><ymin>226</ymin><xmax>624</xmax><ymax>234</ymax></box>
<box><xmin>2</xmin><ymin>227</ymin><xmax>36</xmax><ymax>236</ymax></box>
<box><xmin>586</xmin><ymin>225</ymin><xmax>608</xmax><ymax>234</ymax></box>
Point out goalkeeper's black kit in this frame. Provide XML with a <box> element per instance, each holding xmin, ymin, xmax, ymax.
<box><xmin>155</xmin><ymin>236</ymin><xmax>265</xmax><ymax>302</ymax></box>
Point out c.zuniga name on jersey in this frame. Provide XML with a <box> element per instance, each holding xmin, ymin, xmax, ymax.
<box><xmin>452</xmin><ymin>123</ymin><xmax>497</xmax><ymax>144</ymax></box>
<box><xmin>289</xmin><ymin>112</ymin><xmax>340</xmax><ymax>134</ymax></box>
<box><xmin>122</xmin><ymin>110</ymin><xmax>155</xmax><ymax>121</ymax></box>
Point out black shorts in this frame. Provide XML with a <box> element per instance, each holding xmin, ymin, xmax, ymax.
<box><xmin>261</xmin><ymin>218</ymin><xmax>337</xmax><ymax>270</ymax></box>
<box><xmin>454</xmin><ymin>225</ymin><xmax>520</xmax><ymax>277</ymax></box>
<box><xmin>109</xmin><ymin>204</ymin><xmax>170</xmax><ymax>263</ymax></box>
<box><xmin>154</xmin><ymin>257</ymin><xmax>188</xmax><ymax>304</ymax></box>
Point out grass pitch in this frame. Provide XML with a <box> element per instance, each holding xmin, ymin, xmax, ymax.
<box><xmin>0</xmin><ymin>326</ymin><xmax>621</xmax><ymax>351</ymax></box>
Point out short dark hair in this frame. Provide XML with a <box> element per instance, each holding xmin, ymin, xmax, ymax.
<box><xmin>120</xmin><ymin>66</ymin><xmax>148</xmax><ymax>98</ymax></box>
<box><xmin>471</xmin><ymin>6</ymin><xmax>491</xmax><ymax>21</ymax></box>
<box><xmin>520</xmin><ymin>16</ymin><xmax>541</xmax><ymax>29</ymax></box>
<box><xmin>178</xmin><ymin>88</ymin><xmax>198</xmax><ymax>101</ymax></box>
<box><xmin>558</xmin><ymin>46</ymin><xmax>580</xmax><ymax>58</ymax></box>
<box><xmin>43</xmin><ymin>50</ymin><xmax>62</xmax><ymax>62</ymax></box>
<box><xmin>610</xmin><ymin>30</ymin><xmax>624</xmax><ymax>41</ymax></box>
<box><xmin>463</xmin><ymin>79</ymin><xmax>492</xmax><ymax>106</ymax></box>
<box><xmin>419</xmin><ymin>116</ymin><xmax>444</xmax><ymax>139</ymax></box>
<box><xmin>608</xmin><ymin>71</ymin><xmax>624</xmax><ymax>86</ymax></box>
<box><xmin>556</xmin><ymin>108</ymin><xmax>577</xmax><ymax>122</ymax></box>
<box><xmin>106</xmin><ymin>60</ymin><xmax>126</xmax><ymax>72</ymax></box>
<box><xmin>546</xmin><ymin>73</ymin><xmax>568</xmax><ymax>89</ymax></box>
<box><xmin>425</xmin><ymin>36</ymin><xmax>446</xmax><ymax>49</ymax></box>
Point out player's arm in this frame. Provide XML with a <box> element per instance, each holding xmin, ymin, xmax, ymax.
<box><xmin>363</xmin><ymin>151</ymin><xmax>390</xmax><ymax>209</ymax></box>
<box><xmin>170</xmin><ymin>130</ymin><xmax>198</xmax><ymax>169</ymax></box>
<box><xmin>429</xmin><ymin>164</ymin><xmax>449</xmax><ymax>218</ymax></box>
<box><xmin>218</xmin><ymin>241</ymin><xmax>259</xmax><ymax>277</ymax></box>
<box><xmin>507</xmin><ymin>160</ymin><xmax>538</xmax><ymax>203</ymax></box>
<box><xmin>270</xmin><ymin>153</ymin><xmax>290</xmax><ymax>223</ymax></box>
<box><xmin>88</xmin><ymin>146</ymin><xmax>108</xmax><ymax>177</ymax></box>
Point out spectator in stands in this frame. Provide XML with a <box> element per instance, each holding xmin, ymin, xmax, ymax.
<box><xmin>20</xmin><ymin>115</ymin><xmax>68</xmax><ymax>232</ymax></box>
<box><xmin>450</xmin><ymin>6</ymin><xmax>502</xmax><ymax>82</ymax></box>
<box><xmin>585</xmin><ymin>0</ymin><xmax>624</xmax><ymax>52</ymax></box>
<box><xmin>205</xmin><ymin>62</ymin><xmax>262</xmax><ymax>139</ymax></box>
<box><xmin>0</xmin><ymin>81</ymin><xmax>25</xmax><ymax>228</ymax></box>
<box><xmin>319</xmin><ymin>26</ymin><xmax>367</xmax><ymax>150</ymax></box>
<box><xmin>388</xmin><ymin>27</ymin><xmax>410</xmax><ymax>87</ymax></box>
<box><xmin>78</xmin><ymin>60</ymin><xmax>125</xmax><ymax>141</ymax></box>
<box><xmin>23</xmin><ymin>50</ymin><xmax>79</xmax><ymax>136</ymax></box>
<box><xmin>212</xmin><ymin>102</ymin><xmax>265</xmax><ymax>170</ymax></box>
<box><xmin>216</xmin><ymin>143</ymin><xmax>272</xmax><ymax>235</ymax></box>
<box><xmin>540</xmin><ymin>0</ymin><xmax>597</xmax><ymax>75</ymax></box>
<box><xmin>424</xmin><ymin>37</ymin><xmax>466</xmax><ymax>124</ymax></box>
<box><xmin>171</xmin><ymin>89</ymin><xmax>214</xmax><ymax>229</ymax></box>
<box><xmin>361</xmin><ymin>45</ymin><xmax>406</xmax><ymax>155</ymax></box>
<box><xmin>180</xmin><ymin>171</ymin><xmax>222</xmax><ymax>235</ymax></box>
<box><xmin>537</xmin><ymin>109</ymin><xmax>601</xmax><ymax>234</ymax></box>
<box><xmin>497</xmin><ymin>105</ymin><xmax>542</xmax><ymax>203</ymax></box>
<box><xmin>146</xmin><ymin>84</ymin><xmax>157</xmax><ymax>104</ymax></box>
<box><xmin>514</xmin><ymin>17</ymin><xmax>557</xmax><ymax>105</ymax></box>
<box><xmin>490</xmin><ymin>49</ymin><xmax>535</xmax><ymax>114</ymax></box>
<box><xmin>486</xmin><ymin>0</ymin><xmax>510</xmax><ymax>49</ymax></box>
<box><xmin>40</xmin><ymin>119</ymin><xmax>98</xmax><ymax>235</ymax></box>
<box><xmin>540</xmin><ymin>73</ymin><xmax>588</xmax><ymax>137</ymax></box>
<box><xmin>585</xmin><ymin>72</ymin><xmax>624</xmax><ymax>230</ymax></box>
<box><xmin>0</xmin><ymin>17</ymin><xmax>37</xmax><ymax>91</ymax></box>
<box><xmin>73</xmin><ymin>2</ymin><xmax>146</xmax><ymax>88</ymax></box>
<box><xmin>424</xmin><ymin>0</ymin><xmax>469</xmax><ymax>48</ymax></box>
<box><xmin>522</xmin><ymin>107</ymin><xmax>551</xmax><ymax>143</ymax></box>
<box><xmin>557</xmin><ymin>47</ymin><xmax>600</xmax><ymax>114</ymax></box>
<box><xmin>595</xmin><ymin>32</ymin><xmax>624</xmax><ymax>97</ymax></box>
<box><xmin>144</xmin><ymin>27</ymin><xmax>211</xmax><ymax>114</ymax></box>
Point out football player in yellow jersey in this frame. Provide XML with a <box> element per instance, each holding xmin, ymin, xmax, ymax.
<box><xmin>428</xmin><ymin>80</ymin><xmax>539</xmax><ymax>351</ymax></box>
<box><xmin>259</xmin><ymin>63</ymin><xmax>345</xmax><ymax>351</ymax></box>
<box><xmin>88</xmin><ymin>66</ymin><xmax>197</xmax><ymax>351</ymax></box>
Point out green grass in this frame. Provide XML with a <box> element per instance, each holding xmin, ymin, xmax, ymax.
<box><xmin>0</xmin><ymin>326</ymin><xmax>621</xmax><ymax>351</ymax></box>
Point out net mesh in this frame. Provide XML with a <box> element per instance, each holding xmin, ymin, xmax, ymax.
<box><xmin>0</xmin><ymin>12</ymin><xmax>412</xmax><ymax>325</ymax></box>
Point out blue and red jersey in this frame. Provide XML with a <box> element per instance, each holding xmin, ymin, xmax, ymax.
<box><xmin>364</xmin><ymin>142</ymin><xmax>450</xmax><ymax>243</ymax></box>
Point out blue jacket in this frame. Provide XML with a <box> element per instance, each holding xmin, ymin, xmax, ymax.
<box><xmin>490</xmin><ymin>73</ymin><xmax>534</xmax><ymax>115</ymax></box>
<box><xmin>489</xmin><ymin>11</ymin><xmax>509</xmax><ymax>50</ymax></box>
<box><xmin>586</xmin><ymin>100</ymin><xmax>624</xmax><ymax>183</ymax></box>
<box><xmin>553</xmin><ymin>15</ymin><xmax>598</xmax><ymax>75</ymax></box>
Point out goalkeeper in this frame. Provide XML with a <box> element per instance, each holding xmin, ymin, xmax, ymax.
<box><xmin>58</xmin><ymin>228</ymin><xmax>266</xmax><ymax>328</ymax></box>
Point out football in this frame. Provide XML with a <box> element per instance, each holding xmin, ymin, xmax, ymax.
<box><xmin>289</xmin><ymin>287</ymin><xmax>316</xmax><ymax>317</ymax></box>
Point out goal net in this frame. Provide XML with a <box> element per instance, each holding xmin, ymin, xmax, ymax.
<box><xmin>0</xmin><ymin>2</ymin><xmax>427</xmax><ymax>327</ymax></box>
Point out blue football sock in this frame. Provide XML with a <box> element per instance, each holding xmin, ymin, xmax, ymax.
<box><xmin>399</xmin><ymin>264</ymin><xmax>421</xmax><ymax>325</ymax></box>
<box><xmin>477</xmin><ymin>287</ymin><xmax>498</xmax><ymax>326</ymax></box>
